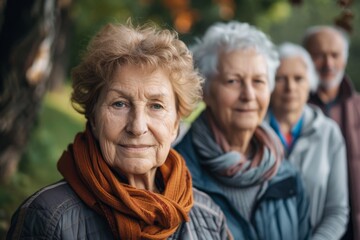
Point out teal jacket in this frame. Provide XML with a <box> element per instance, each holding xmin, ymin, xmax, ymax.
<box><xmin>175</xmin><ymin>127</ymin><xmax>311</xmax><ymax>240</ymax></box>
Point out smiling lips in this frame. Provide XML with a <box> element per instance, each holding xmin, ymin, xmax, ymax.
<box><xmin>281</xmin><ymin>95</ymin><xmax>297</xmax><ymax>101</ymax></box>
<box><xmin>119</xmin><ymin>144</ymin><xmax>153</xmax><ymax>152</ymax></box>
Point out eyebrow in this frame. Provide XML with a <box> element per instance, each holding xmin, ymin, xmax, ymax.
<box><xmin>222</xmin><ymin>71</ymin><xmax>267</xmax><ymax>77</ymax></box>
<box><xmin>253</xmin><ymin>74</ymin><xmax>267</xmax><ymax>78</ymax></box>
<box><xmin>107</xmin><ymin>88</ymin><xmax>170</xmax><ymax>99</ymax></box>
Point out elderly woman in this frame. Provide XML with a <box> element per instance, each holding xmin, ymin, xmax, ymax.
<box><xmin>6</xmin><ymin>22</ymin><xmax>231</xmax><ymax>239</ymax></box>
<box><xmin>265</xmin><ymin>42</ymin><xmax>349</xmax><ymax>240</ymax></box>
<box><xmin>175</xmin><ymin>21</ymin><xmax>311</xmax><ymax>240</ymax></box>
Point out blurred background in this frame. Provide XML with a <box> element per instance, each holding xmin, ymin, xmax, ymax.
<box><xmin>0</xmin><ymin>0</ymin><xmax>358</xmax><ymax>237</ymax></box>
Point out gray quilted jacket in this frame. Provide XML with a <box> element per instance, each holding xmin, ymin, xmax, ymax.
<box><xmin>7</xmin><ymin>180</ymin><xmax>231</xmax><ymax>240</ymax></box>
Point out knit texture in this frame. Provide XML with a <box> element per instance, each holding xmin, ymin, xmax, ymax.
<box><xmin>57</xmin><ymin>122</ymin><xmax>193</xmax><ymax>240</ymax></box>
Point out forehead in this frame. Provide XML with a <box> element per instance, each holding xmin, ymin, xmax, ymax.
<box><xmin>309</xmin><ymin>30</ymin><xmax>345</xmax><ymax>52</ymax></box>
<box><xmin>279</xmin><ymin>56</ymin><xmax>307</xmax><ymax>71</ymax></box>
<box><xmin>219</xmin><ymin>49</ymin><xmax>268</xmax><ymax>73</ymax></box>
<box><xmin>107</xmin><ymin>64</ymin><xmax>174</xmax><ymax>96</ymax></box>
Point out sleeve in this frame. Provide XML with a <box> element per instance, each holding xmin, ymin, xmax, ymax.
<box><xmin>6</xmin><ymin>205</ymin><xmax>59</xmax><ymax>240</ymax></box>
<box><xmin>218</xmin><ymin>210</ymin><xmax>234</xmax><ymax>240</ymax></box>
<box><xmin>312</xmin><ymin>128</ymin><xmax>349</xmax><ymax>240</ymax></box>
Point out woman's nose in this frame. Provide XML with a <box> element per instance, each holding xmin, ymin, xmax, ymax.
<box><xmin>126</xmin><ymin>108</ymin><xmax>148</xmax><ymax>136</ymax></box>
<box><xmin>285</xmin><ymin>78</ymin><xmax>296</xmax><ymax>91</ymax></box>
<box><xmin>240</xmin><ymin>83</ymin><xmax>255</xmax><ymax>100</ymax></box>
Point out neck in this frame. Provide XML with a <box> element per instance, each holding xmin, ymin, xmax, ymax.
<box><xmin>273</xmin><ymin>108</ymin><xmax>303</xmax><ymax>133</ymax></box>
<box><xmin>226</xmin><ymin>129</ymin><xmax>255</xmax><ymax>155</ymax></box>
<box><xmin>122</xmin><ymin>169</ymin><xmax>159</xmax><ymax>193</ymax></box>
<box><xmin>318</xmin><ymin>86</ymin><xmax>339</xmax><ymax>103</ymax></box>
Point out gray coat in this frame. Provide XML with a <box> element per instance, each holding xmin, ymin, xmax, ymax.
<box><xmin>7</xmin><ymin>180</ymin><xmax>231</xmax><ymax>240</ymax></box>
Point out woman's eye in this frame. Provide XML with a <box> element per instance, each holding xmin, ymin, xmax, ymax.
<box><xmin>253</xmin><ymin>79</ymin><xmax>266</xmax><ymax>86</ymax></box>
<box><xmin>225</xmin><ymin>78</ymin><xmax>240</xmax><ymax>86</ymax></box>
<box><xmin>151</xmin><ymin>103</ymin><xmax>164</xmax><ymax>110</ymax></box>
<box><xmin>112</xmin><ymin>101</ymin><xmax>126</xmax><ymax>108</ymax></box>
<box><xmin>295</xmin><ymin>76</ymin><xmax>305</xmax><ymax>82</ymax></box>
<box><xmin>226</xmin><ymin>79</ymin><xmax>237</xmax><ymax>84</ymax></box>
<box><xmin>254</xmin><ymin>79</ymin><xmax>264</xmax><ymax>84</ymax></box>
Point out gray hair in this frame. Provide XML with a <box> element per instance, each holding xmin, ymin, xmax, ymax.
<box><xmin>191</xmin><ymin>21</ymin><xmax>280</xmax><ymax>94</ymax></box>
<box><xmin>277</xmin><ymin>42</ymin><xmax>319</xmax><ymax>92</ymax></box>
<box><xmin>302</xmin><ymin>25</ymin><xmax>350</xmax><ymax>62</ymax></box>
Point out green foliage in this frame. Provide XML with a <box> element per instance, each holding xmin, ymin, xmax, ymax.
<box><xmin>68</xmin><ymin>0</ymin><xmax>286</xmax><ymax>70</ymax></box>
<box><xmin>0</xmin><ymin>87</ymin><xmax>84</xmax><ymax>238</ymax></box>
<box><xmin>67</xmin><ymin>0</ymin><xmax>360</xmax><ymax>91</ymax></box>
<box><xmin>184</xmin><ymin>102</ymin><xmax>206</xmax><ymax>124</ymax></box>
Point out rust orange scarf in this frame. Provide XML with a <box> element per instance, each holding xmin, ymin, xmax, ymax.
<box><xmin>57</xmin><ymin>123</ymin><xmax>193</xmax><ymax>239</ymax></box>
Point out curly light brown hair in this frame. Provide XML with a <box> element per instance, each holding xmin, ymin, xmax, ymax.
<box><xmin>71</xmin><ymin>21</ymin><xmax>203</xmax><ymax>120</ymax></box>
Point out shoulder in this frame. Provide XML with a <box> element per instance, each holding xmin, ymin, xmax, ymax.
<box><xmin>6</xmin><ymin>180</ymin><xmax>110</xmax><ymax>239</ymax></box>
<box><xmin>6</xmin><ymin>180</ymin><xmax>75</xmax><ymax>238</ymax></box>
<box><xmin>180</xmin><ymin>188</ymin><xmax>230</xmax><ymax>240</ymax></box>
<box><xmin>191</xmin><ymin>188</ymin><xmax>224</xmax><ymax>218</ymax></box>
<box><xmin>189</xmin><ymin>188</ymin><xmax>227</xmax><ymax>228</ymax></box>
<box><xmin>12</xmin><ymin>180</ymin><xmax>79</xmax><ymax>215</ymax></box>
<box><xmin>305</xmin><ymin>105</ymin><xmax>343</xmax><ymax>140</ymax></box>
<box><xmin>316</xmin><ymin>108</ymin><xmax>342</xmax><ymax>131</ymax></box>
<box><xmin>16</xmin><ymin>180</ymin><xmax>80</xmax><ymax>213</ymax></box>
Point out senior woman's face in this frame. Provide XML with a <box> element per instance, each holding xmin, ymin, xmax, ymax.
<box><xmin>271</xmin><ymin>57</ymin><xmax>310</xmax><ymax>115</ymax></box>
<box><xmin>205</xmin><ymin>49</ymin><xmax>270</xmax><ymax>133</ymax></box>
<box><xmin>91</xmin><ymin>64</ymin><xmax>179</xmax><ymax>177</ymax></box>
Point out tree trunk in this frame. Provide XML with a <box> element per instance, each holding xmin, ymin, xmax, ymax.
<box><xmin>0</xmin><ymin>0</ymin><xmax>71</xmax><ymax>183</ymax></box>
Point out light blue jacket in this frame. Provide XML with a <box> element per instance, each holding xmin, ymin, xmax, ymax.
<box><xmin>266</xmin><ymin>104</ymin><xmax>349</xmax><ymax>240</ymax></box>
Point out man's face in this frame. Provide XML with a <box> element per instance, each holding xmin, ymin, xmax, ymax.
<box><xmin>306</xmin><ymin>29</ymin><xmax>347</xmax><ymax>89</ymax></box>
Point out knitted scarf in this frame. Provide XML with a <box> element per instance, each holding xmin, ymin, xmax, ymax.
<box><xmin>191</xmin><ymin>110</ymin><xmax>282</xmax><ymax>187</ymax></box>
<box><xmin>57</xmin><ymin>123</ymin><xmax>193</xmax><ymax>240</ymax></box>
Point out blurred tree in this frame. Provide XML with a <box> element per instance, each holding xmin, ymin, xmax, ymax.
<box><xmin>0</xmin><ymin>0</ymin><xmax>72</xmax><ymax>182</ymax></box>
<box><xmin>69</xmin><ymin>0</ymin><xmax>287</xmax><ymax>67</ymax></box>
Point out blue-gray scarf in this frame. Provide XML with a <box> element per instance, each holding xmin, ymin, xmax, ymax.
<box><xmin>191</xmin><ymin>111</ymin><xmax>282</xmax><ymax>187</ymax></box>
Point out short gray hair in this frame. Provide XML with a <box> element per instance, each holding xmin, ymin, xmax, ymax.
<box><xmin>191</xmin><ymin>21</ymin><xmax>279</xmax><ymax>94</ymax></box>
<box><xmin>277</xmin><ymin>42</ymin><xmax>319</xmax><ymax>92</ymax></box>
<box><xmin>302</xmin><ymin>25</ymin><xmax>350</xmax><ymax>61</ymax></box>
